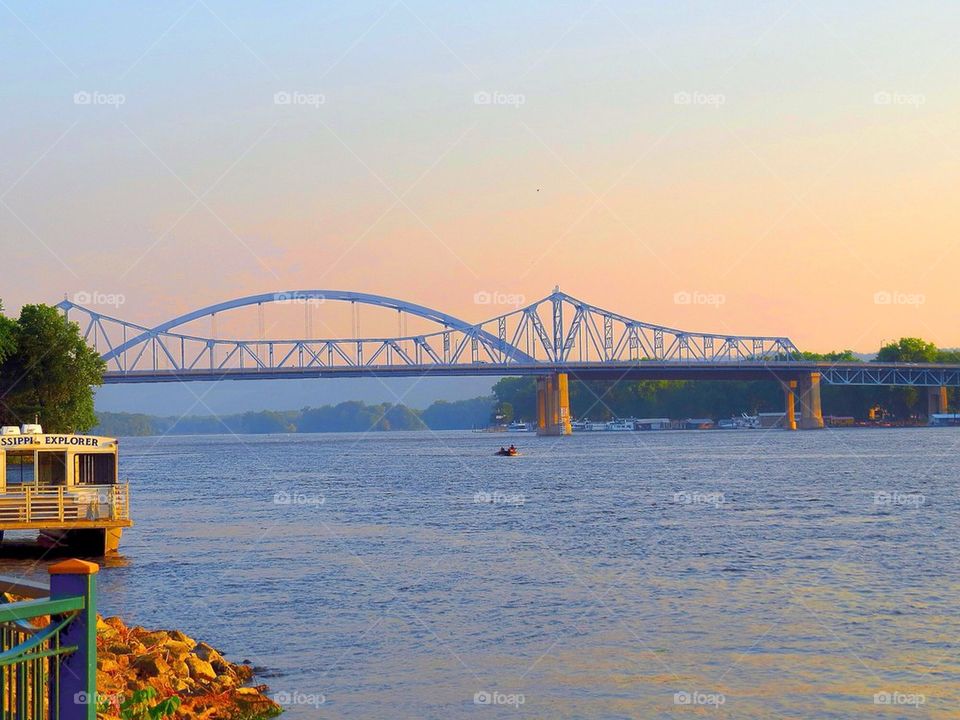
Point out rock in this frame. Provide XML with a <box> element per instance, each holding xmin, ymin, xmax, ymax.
<box><xmin>132</xmin><ymin>652</ymin><xmax>169</xmax><ymax>679</ymax></box>
<box><xmin>212</xmin><ymin>673</ymin><xmax>237</xmax><ymax>691</ymax></box>
<box><xmin>232</xmin><ymin>686</ymin><xmax>282</xmax><ymax>718</ymax></box>
<box><xmin>169</xmin><ymin>657</ymin><xmax>190</xmax><ymax>675</ymax></box>
<box><xmin>173</xmin><ymin>676</ymin><xmax>194</xmax><ymax>694</ymax></box>
<box><xmin>93</xmin><ymin>615</ymin><xmax>282</xmax><ymax>720</ymax></box>
<box><xmin>163</xmin><ymin>639</ymin><xmax>195</xmax><ymax>658</ymax></box>
<box><xmin>96</xmin><ymin>668</ymin><xmax>114</xmax><ymax>688</ymax></box>
<box><xmin>103</xmin><ymin>616</ymin><xmax>126</xmax><ymax>633</ymax></box>
<box><xmin>167</xmin><ymin>629</ymin><xmax>196</xmax><ymax>646</ymax></box>
<box><xmin>136</xmin><ymin>630</ymin><xmax>170</xmax><ymax>647</ymax></box>
<box><xmin>185</xmin><ymin>655</ymin><xmax>217</xmax><ymax>682</ymax></box>
<box><xmin>98</xmin><ymin>656</ymin><xmax>121</xmax><ymax>674</ymax></box>
<box><xmin>193</xmin><ymin>642</ymin><xmax>223</xmax><ymax>664</ymax></box>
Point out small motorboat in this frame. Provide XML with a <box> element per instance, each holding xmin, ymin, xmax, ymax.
<box><xmin>495</xmin><ymin>447</ymin><xmax>520</xmax><ymax>457</ymax></box>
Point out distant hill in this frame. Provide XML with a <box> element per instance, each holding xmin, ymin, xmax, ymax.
<box><xmin>94</xmin><ymin>396</ymin><xmax>495</xmax><ymax>437</ymax></box>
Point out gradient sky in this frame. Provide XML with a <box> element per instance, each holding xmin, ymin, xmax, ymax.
<box><xmin>2</xmin><ymin>0</ymin><xmax>960</xmax><ymax>362</ymax></box>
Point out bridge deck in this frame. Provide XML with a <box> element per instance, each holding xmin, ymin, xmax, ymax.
<box><xmin>101</xmin><ymin>361</ymin><xmax>960</xmax><ymax>386</ymax></box>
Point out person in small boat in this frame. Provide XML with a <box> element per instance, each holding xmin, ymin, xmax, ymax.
<box><xmin>499</xmin><ymin>447</ymin><xmax>507</xmax><ymax>454</ymax></box>
<box><xmin>508</xmin><ymin>444</ymin><xmax>517</xmax><ymax>453</ymax></box>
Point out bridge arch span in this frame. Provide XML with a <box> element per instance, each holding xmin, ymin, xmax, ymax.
<box><xmin>88</xmin><ymin>290</ymin><xmax>534</xmax><ymax>363</ymax></box>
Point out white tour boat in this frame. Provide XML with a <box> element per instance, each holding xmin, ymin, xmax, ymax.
<box><xmin>0</xmin><ymin>424</ymin><xmax>131</xmax><ymax>555</ymax></box>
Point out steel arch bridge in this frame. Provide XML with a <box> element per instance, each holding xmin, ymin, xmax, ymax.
<box><xmin>56</xmin><ymin>289</ymin><xmax>804</xmax><ymax>382</ymax></box>
<box><xmin>58</xmin><ymin>288</ymin><xmax>960</xmax><ymax>432</ymax></box>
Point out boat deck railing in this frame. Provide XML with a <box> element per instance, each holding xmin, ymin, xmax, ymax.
<box><xmin>0</xmin><ymin>484</ymin><xmax>130</xmax><ymax>526</ymax></box>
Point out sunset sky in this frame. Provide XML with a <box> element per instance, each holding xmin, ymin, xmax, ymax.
<box><xmin>3</xmin><ymin>0</ymin><xmax>959</xmax><ymax>368</ymax></box>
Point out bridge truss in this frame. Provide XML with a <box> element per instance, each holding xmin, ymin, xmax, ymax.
<box><xmin>57</xmin><ymin>290</ymin><xmax>801</xmax><ymax>381</ymax></box>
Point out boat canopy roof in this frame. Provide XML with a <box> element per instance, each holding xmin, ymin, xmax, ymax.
<box><xmin>0</xmin><ymin>431</ymin><xmax>117</xmax><ymax>451</ymax></box>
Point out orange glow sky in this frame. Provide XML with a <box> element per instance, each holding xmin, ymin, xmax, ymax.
<box><xmin>2</xmin><ymin>2</ymin><xmax>959</xmax><ymax>353</ymax></box>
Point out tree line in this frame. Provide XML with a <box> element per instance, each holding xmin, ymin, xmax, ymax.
<box><xmin>94</xmin><ymin>397</ymin><xmax>495</xmax><ymax>436</ymax></box>
<box><xmin>491</xmin><ymin>338</ymin><xmax>960</xmax><ymax>424</ymax></box>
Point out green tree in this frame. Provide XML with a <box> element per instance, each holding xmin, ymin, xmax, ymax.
<box><xmin>935</xmin><ymin>348</ymin><xmax>960</xmax><ymax>363</ymax></box>
<box><xmin>0</xmin><ymin>304</ymin><xmax>105</xmax><ymax>432</ymax></box>
<box><xmin>492</xmin><ymin>377</ymin><xmax>537</xmax><ymax>420</ymax></box>
<box><xmin>420</xmin><ymin>396</ymin><xmax>495</xmax><ymax>429</ymax></box>
<box><xmin>875</xmin><ymin>338</ymin><xmax>938</xmax><ymax>363</ymax></box>
<box><xmin>0</xmin><ymin>302</ymin><xmax>16</xmax><ymax>364</ymax></box>
<box><xmin>93</xmin><ymin>411</ymin><xmax>158</xmax><ymax>436</ymax></box>
<box><xmin>239</xmin><ymin>410</ymin><xmax>297</xmax><ymax>434</ymax></box>
<box><xmin>491</xmin><ymin>401</ymin><xmax>513</xmax><ymax>425</ymax></box>
<box><xmin>801</xmin><ymin>349</ymin><xmax>859</xmax><ymax>362</ymax></box>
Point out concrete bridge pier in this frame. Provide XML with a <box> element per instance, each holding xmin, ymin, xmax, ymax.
<box><xmin>537</xmin><ymin>372</ymin><xmax>572</xmax><ymax>436</ymax></box>
<box><xmin>797</xmin><ymin>372</ymin><xmax>824</xmax><ymax>429</ymax></box>
<box><xmin>926</xmin><ymin>386</ymin><xmax>948</xmax><ymax>416</ymax></box>
<box><xmin>783</xmin><ymin>380</ymin><xmax>798</xmax><ymax>430</ymax></box>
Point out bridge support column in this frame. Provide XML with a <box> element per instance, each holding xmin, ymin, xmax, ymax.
<box><xmin>798</xmin><ymin>372</ymin><xmax>824</xmax><ymax>429</ymax></box>
<box><xmin>784</xmin><ymin>380</ymin><xmax>797</xmax><ymax>430</ymax></box>
<box><xmin>537</xmin><ymin>372</ymin><xmax>572</xmax><ymax>436</ymax></box>
<box><xmin>927</xmin><ymin>386</ymin><xmax>948</xmax><ymax>416</ymax></box>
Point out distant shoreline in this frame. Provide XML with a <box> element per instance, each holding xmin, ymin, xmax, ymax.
<box><xmin>93</xmin><ymin>398</ymin><xmax>495</xmax><ymax>437</ymax></box>
<box><xmin>97</xmin><ymin>423</ymin><xmax>945</xmax><ymax>440</ymax></box>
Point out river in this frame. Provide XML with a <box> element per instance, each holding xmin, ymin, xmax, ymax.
<box><xmin>4</xmin><ymin>428</ymin><xmax>960</xmax><ymax>718</ymax></box>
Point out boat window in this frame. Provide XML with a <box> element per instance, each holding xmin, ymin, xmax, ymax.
<box><xmin>74</xmin><ymin>453</ymin><xmax>116</xmax><ymax>485</ymax></box>
<box><xmin>36</xmin><ymin>451</ymin><xmax>67</xmax><ymax>486</ymax></box>
<box><xmin>4</xmin><ymin>452</ymin><xmax>34</xmax><ymax>485</ymax></box>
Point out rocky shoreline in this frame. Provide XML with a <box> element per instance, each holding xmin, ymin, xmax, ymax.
<box><xmin>94</xmin><ymin>614</ymin><xmax>282</xmax><ymax>719</ymax></box>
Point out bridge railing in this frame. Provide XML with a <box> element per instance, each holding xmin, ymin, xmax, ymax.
<box><xmin>0</xmin><ymin>560</ymin><xmax>98</xmax><ymax>720</ymax></box>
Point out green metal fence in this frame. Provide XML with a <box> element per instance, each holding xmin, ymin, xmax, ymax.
<box><xmin>0</xmin><ymin>560</ymin><xmax>98</xmax><ymax>720</ymax></box>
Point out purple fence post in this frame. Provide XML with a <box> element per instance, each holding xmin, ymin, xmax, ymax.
<box><xmin>49</xmin><ymin>558</ymin><xmax>99</xmax><ymax>720</ymax></box>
